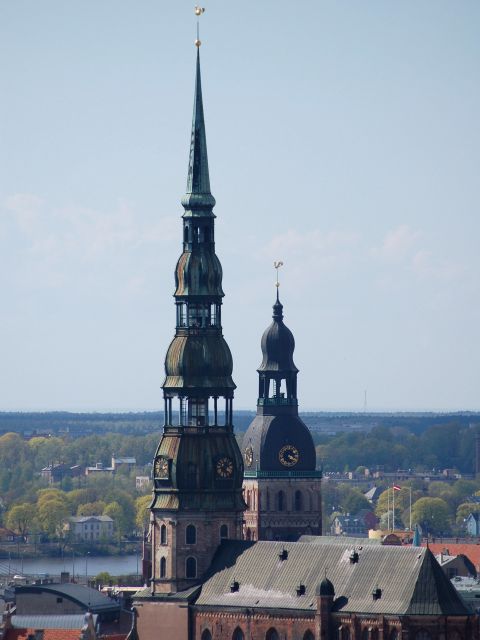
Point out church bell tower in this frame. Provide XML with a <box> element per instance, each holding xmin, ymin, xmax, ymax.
<box><xmin>242</xmin><ymin>272</ymin><xmax>322</xmax><ymax>541</ymax></box>
<box><xmin>149</xmin><ymin>48</ymin><xmax>245</xmax><ymax>594</ymax></box>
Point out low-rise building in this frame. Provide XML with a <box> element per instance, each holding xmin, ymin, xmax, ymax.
<box><xmin>135</xmin><ymin>476</ymin><xmax>151</xmax><ymax>491</ymax></box>
<box><xmin>66</xmin><ymin>515</ymin><xmax>114</xmax><ymax>541</ymax></box>
<box><xmin>466</xmin><ymin>512</ymin><xmax>480</xmax><ymax>536</ymax></box>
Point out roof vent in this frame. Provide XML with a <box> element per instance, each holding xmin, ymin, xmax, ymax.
<box><xmin>230</xmin><ymin>580</ymin><xmax>239</xmax><ymax>593</ymax></box>
<box><xmin>349</xmin><ymin>550</ymin><xmax>359</xmax><ymax>564</ymax></box>
<box><xmin>296</xmin><ymin>583</ymin><xmax>306</xmax><ymax>596</ymax></box>
<box><xmin>279</xmin><ymin>548</ymin><xmax>288</xmax><ymax>561</ymax></box>
<box><xmin>372</xmin><ymin>587</ymin><xmax>382</xmax><ymax>601</ymax></box>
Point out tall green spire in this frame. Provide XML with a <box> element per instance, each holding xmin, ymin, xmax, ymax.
<box><xmin>182</xmin><ymin>49</ymin><xmax>216</xmax><ymax>211</ymax></box>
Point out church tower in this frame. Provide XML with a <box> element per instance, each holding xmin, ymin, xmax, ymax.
<box><xmin>149</xmin><ymin>48</ymin><xmax>245</xmax><ymax>594</ymax></box>
<box><xmin>242</xmin><ymin>280</ymin><xmax>322</xmax><ymax>541</ymax></box>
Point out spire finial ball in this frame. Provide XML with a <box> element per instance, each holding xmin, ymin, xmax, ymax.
<box><xmin>195</xmin><ymin>39</ymin><xmax>202</xmax><ymax>47</ymax></box>
<box><xmin>195</xmin><ymin>6</ymin><xmax>205</xmax><ymax>16</ymax></box>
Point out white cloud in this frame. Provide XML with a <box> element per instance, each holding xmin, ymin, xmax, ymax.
<box><xmin>412</xmin><ymin>249</ymin><xmax>465</xmax><ymax>282</ymax></box>
<box><xmin>3</xmin><ymin>193</ymin><xmax>43</xmax><ymax>233</ymax></box>
<box><xmin>1</xmin><ymin>193</ymin><xmax>179</xmax><ymax>292</ymax></box>
<box><xmin>371</xmin><ymin>224</ymin><xmax>420</xmax><ymax>262</ymax></box>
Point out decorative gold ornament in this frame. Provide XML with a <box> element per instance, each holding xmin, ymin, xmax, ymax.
<box><xmin>154</xmin><ymin>456</ymin><xmax>169</xmax><ymax>479</ymax></box>
<box><xmin>274</xmin><ymin>260</ymin><xmax>284</xmax><ymax>289</ymax></box>
<box><xmin>244</xmin><ymin>446</ymin><xmax>254</xmax><ymax>468</ymax></box>
<box><xmin>195</xmin><ymin>39</ymin><xmax>202</xmax><ymax>48</ymax></box>
<box><xmin>194</xmin><ymin>6</ymin><xmax>205</xmax><ymax>16</ymax></box>
<box><xmin>216</xmin><ymin>456</ymin><xmax>234</xmax><ymax>478</ymax></box>
<box><xmin>279</xmin><ymin>444</ymin><xmax>299</xmax><ymax>467</ymax></box>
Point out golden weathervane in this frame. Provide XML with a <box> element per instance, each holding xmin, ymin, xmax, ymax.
<box><xmin>194</xmin><ymin>6</ymin><xmax>206</xmax><ymax>47</ymax></box>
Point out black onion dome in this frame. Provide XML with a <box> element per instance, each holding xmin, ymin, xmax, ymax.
<box><xmin>163</xmin><ymin>334</ymin><xmax>235</xmax><ymax>391</ymax></box>
<box><xmin>243</xmin><ymin>414</ymin><xmax>317</xmax><ymax>471</ymax></box>
<box><xmin>316</xmin><ymin>577</ymin><xmax>335</xmax><ymax>597</ymax></box>
<box><xmin>175</xmin><ymin>250</ymin><xmax>224</xmax><ymax>297</ymax></box>
<box><xmin>258</xmin><ymin>295</ymin><xmax>298</xmax><ymax>373</ymax></box>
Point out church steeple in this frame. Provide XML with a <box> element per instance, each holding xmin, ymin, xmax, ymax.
<box><xmin>242</xmin><ymin>275</ymin><xmax>321</xmax><ymax>542</ymax></box>
<box><xmin>149</xmin><ymin>45</ymin><xmax>245</xmax><ymax>594</ymax></box>
<box><xmin>182</xmin><ymin>50</ymin><xmax>215</xmax><ymax>209</ymax></box>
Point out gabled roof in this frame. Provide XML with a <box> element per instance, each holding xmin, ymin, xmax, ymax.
<box><xmin>423</xmin><ymin>543</ymin><xmax>480</xmax><ymax>573</ymax></box>
<box><xmin>195</xmin><ymin>539</ymin><xmax>470</xmax><ymax>616</ymax></box>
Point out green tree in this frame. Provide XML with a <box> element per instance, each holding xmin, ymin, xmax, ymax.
<box><xmin>6</xmin><ymin>503</ymin><xmax>35</xmax><ymax>539</ymax></box>
<box><xmin>375</xmin><ymin>487</ymin><xmax>417</xmax><ymax>518</ymax></box>
<box><xmin>103</xmin><ymin>501</ymin><xmax>125</xmax><ymax>537</ymax></box>
<box><xmin>38</xmin><ymin>498</ymin><xmax>69</xmax><ymax>537</ymax></box>
<box><xmin>135</xmin><ymin>495</ymin><xmax>151</xmax><ymax>531</ymax></box>
<box><xmin>411</xmin><ymin>497</ymin><xmax>451</xmax><ymax>535</ymax></box>
<box><xmin>77</xmin><ymin>500</ymin><xmax>106</xmax><ymax>516</ymax></box>
<box><xmin>456</xmin><ymin>502</ymin><xmax>480</xmax><ymax>526</ymax></box>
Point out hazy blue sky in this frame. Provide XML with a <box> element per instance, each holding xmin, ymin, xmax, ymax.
<box><xmin>1</xmin><ymin>1</ymin><xmax>479</xmax><ymax>412</ymax></box>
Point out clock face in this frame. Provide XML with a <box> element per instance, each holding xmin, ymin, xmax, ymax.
<box><xmin>244</xmin><ymin>446</ymin><xmax>254</xmax><ymax>468</ymax></box>
<box><xmin>279</xmin><ymin>444</ymin><xmax>299</xmax><ymax>467</ymax></box>
<box><xmin>154</xmin><ymin>456</ymin><xmax>169</xmax><ymax>479</ymax></box>
<box><xmin>216</xmin><ymin>456</ymin><xmax>234</xmax><ymax>478</ymax></box>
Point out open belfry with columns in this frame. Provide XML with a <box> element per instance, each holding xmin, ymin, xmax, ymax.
<box><xmin>131</xmin><ymin>8</ymin><xmax>478</xmax><ymax>640</ymax></box>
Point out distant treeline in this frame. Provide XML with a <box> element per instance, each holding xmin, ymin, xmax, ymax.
<box><xmin>0</xmin><ymin>411</ymin><xmax>479</xmax><ymax>438</ymax></box>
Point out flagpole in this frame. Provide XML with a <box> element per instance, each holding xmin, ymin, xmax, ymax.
<box><xmin>387</xmin><ymin>486</ymin><xmax>390</xmax><ymax>531</ymax></box>
<box><xmin>409</xmin><ymin>486</ymin><xmax>412</xmax><ymax>534</ymax></box>
<box><xmin>393</xmin><ymin>483</ymin><xmax>395</xmax><ymax>532</ymax></box>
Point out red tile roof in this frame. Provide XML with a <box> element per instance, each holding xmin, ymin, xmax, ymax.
<box><xmin>423</xmin><ymin>542</ymin><xmax>480</xmax><ymax>571</ymax></box>
<box><xmin>4</xmin><ymin>630</ymin><xmax>80</xmax><ymax>640</ymax></box>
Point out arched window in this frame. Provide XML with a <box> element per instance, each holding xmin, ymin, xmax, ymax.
<box><xmin>339</xmin><ymin>627</ymin><xmax>350</xmax><ymax>640</ymax></box>
<box><xmin>160</xmin><ymin>556</ymin><xmax>166</xmax><ymax>578</ymax></box>
<box><xmin>277</xmin><ymin>490</ymin><xmax>285</xmax><ymax>511</ymax></box>
<box><xmin>186</xmin><ymin>524</ymin><xmax>196</xmax><ymax>545</ymax></box>
<box><xmin>220</xmin><ymin>524</ymin><xmax>228</xmax><ymax>540</ymax></box>
<box><xmin>160</xmin><ymin>524</ymin><xmax>167</xmax><ymax>545</ymax></box>
<box><xmin>303</xmin><ymin>631</ymin><xmax>314</xmax><ymax>640</ymax></box>
<box><xmin>295</xmin><ymin>490</ymin><xmax>303</xmax><ymax>511</ymax></box>
<box><xmin>201</xmin><ymin>630</ymin><xmax>212</xmax><ymax>640</ymax></box>
<box><xmin>204</xmin><ymin>226</ymin><xmax>210</xmax><ymax>242</ymax></box>
<box><xmin>389</xmin><ymin>631</ymin><xmax>399</xmax><ymax>640</ymax></box>
<box><xmin>266</xmin><ymin>489</ymin><xmax>270</xmax><ymax>510</ymax></box>
<box><xmin>184</xmin><ymin>226</ymin><xmax>189</xmax><ymax>243</ymax></box>
<box><xmin>232</xmin><ymin>628</ymin><xmax>245</xmax><ymax>640</ymax></box>
<box><xmin>414</xmin><ymin>632</ymin><xmax>432</xmax><ymax>640</ymax></box>
<box><xmin>265</xmin><ymin>629</ymin><xmax>279</xmax><ymax>640</ymax></box>
<box><xmin>246</xmin><ymin>528</ymin><xmax>251</xmax><ymax>540</ymax></box>
<box><xmin>186</xmin><ymin>556</ymin><xmax>197</xmax><ymax>579</ymax></box>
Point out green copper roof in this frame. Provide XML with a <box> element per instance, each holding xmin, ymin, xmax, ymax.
<box><xmin>182</xmin><ymin>50</ymin><xmax>216</xmax><ymax>211</ymax></box>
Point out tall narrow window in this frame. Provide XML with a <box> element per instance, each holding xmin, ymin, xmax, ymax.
<box><xmin>186</xmin><ymin>556</ymin><xmax>197</xmax><ymax>578</ymax></box>
<box><xmin>220</xmin><ymin>524</ymin><xmax>228</xmax><ymax>540</ymax></box>
<box><xmin>295</xmin><ymin>490</ymin><xmax>303</xmax><ymax>511</ymax></box>
<box><xmin>232</xmin><ymin>628</ymin><xmax>245</xmax><ymax>640</ymax></box>
<box><xmin>186</xmin><ymin>524</ymin><xmax>197</xmax><ymax>545</ymax></box>
<box><xmin>160</xmin><ymin>557</ymin><xmax>166</xmax><ymax>578</ymax></box>
<box><xmin>277</xmin><ymin>490</ymin><xmax>285</xmax><ymax>512</ymax></box>
<box><xmin>201</xmin><ymin>630</ymin><xmax>212</xmax><ymax>640</ymax></box>
<box><xmin>266</xmin><ymin>629</ymin><xmax>279</xmax><ymax>640</ymax></box>
<box><xmin>160</xmin><ymin>524</ymin><xmax>167</xmax><ymax>545</ymax></box>
<box><xmin>184</xmin><ymin>226</ymin><xmax>189</xmax><ymax>243</ymax></box>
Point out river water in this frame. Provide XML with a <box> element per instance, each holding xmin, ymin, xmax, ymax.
<box><xmin>0</xmin><ymin>554</ymin><xmax>140</xmax><ymax>578</ymax></box>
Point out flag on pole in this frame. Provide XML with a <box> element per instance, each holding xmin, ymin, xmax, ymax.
<box><xmin>393</xmin><ymin>484</ymin><xmax>401</xmax><ymax>491</ymax></box>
